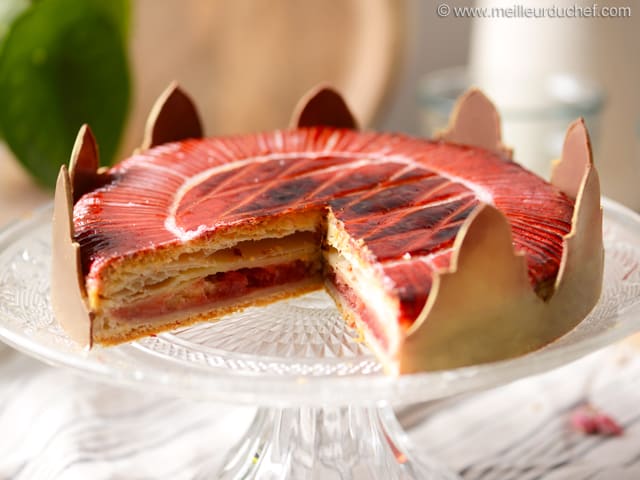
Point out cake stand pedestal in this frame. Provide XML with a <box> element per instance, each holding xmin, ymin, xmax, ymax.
<box><xmin>212</xmin><ymin>406</ymin><xmax>458</xmax><ymax>480</ymax></box>
<box><xmin>1</xmin><ymin>200</ymin><xmax>640</xmax><ymax>480</ymax></box>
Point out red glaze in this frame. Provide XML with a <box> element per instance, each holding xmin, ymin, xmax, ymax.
<box><xmin>74</xmin><ymin>128</ymin><xmax>574</xmax><ymax>323</ymax></box>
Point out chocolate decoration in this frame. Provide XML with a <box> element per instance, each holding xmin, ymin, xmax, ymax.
<box><xmin>551</xmin><ymin>118</ymin><xmax>592</xmax><ymax>199</ymax></box>
<box><xmin>401</xmin><ymin>119</ymin><xmax>603</xmax><ymax>373</ymax></box>
<box><xmin>141</xmin><ymin>81</ymin><xmax>204</xmax><ymax>150</ymax></box>
<box><xmin>552</xmin><ymin>119</ymin><xmax>603</xmax><ymax>294</ymax></box>
<box><xmin>290</xmin><ymin>84</ymin><xmax>359</xmax><ymax>129</ymax></box>
<box><xmin>68</xmin><ymin>125</ymin><xmax>107</xmax><ymax>203</ymax></box>
<box><xmin>51</xmin><ymin>165</ymin><xmax>93</xmax><ymax>348</ymax></box>
<box><xmin>438</xmin><ymin>88</ymin><xmax>512</xmax><ymax>159</ymax></box>
<box><xmin>400</xmin><ymin>204</ymin><xmax>536</xmax><ymax>373</ymax></box>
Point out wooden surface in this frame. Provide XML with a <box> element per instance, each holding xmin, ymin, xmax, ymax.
<box><xmin>122</xmin><ymin>0</ymin><xmax>403</xmax><ymax>152</ymax></box>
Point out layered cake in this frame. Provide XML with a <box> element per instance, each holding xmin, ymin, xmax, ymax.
<box><xmin>52</xmin><ymin>85</ymin><xmax>603</xmax><ymax>373</ymax></box>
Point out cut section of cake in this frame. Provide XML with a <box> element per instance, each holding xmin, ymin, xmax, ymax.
<box><xmin>52</xmin><ymin>85</ymin><xmax>603</xmax><ymax>373</ymax></box>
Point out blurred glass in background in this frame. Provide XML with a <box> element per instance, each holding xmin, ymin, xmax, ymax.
<box><xmin>419</xmin><ymin>67</ymin><xmax>604</xmax><ymax>179</ymax></box>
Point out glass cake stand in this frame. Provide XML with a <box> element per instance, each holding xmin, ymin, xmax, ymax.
<box><xmin>1</xmin><ymin>199</ymin><xmax>640</xmax><ymax>479</ymax></box>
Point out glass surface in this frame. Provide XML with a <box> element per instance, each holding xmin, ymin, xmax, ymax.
<box><xmin>1</xmin><ymin>200</ymin><xmax>640</xmax><ymax>407</ymax></box>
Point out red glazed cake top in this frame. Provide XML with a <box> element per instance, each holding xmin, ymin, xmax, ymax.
<box><xmin>74</xmin><ymin>127</ymin><xmax>573</xmax><ymax>323</ymax></box>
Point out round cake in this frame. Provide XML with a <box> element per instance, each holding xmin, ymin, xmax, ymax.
<box><xmin>52</xmin><ymin>85</ymin><xmax>604</xmax><ymax>373</ymax></box>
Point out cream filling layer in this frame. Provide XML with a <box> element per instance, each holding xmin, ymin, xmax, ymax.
<box><xmin>323</xmin><ymin>248</ymin><xmax>401</xmax><ymax>355</ymax></box>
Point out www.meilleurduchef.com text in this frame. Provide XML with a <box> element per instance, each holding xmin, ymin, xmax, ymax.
<box><xmin>436</xmin><ymin>3</ymin><xmax>632</xmax><ymax>18</ymax></box>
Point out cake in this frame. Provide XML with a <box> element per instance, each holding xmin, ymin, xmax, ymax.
<box><xmin>51</xmin><ymin>84</ymin><xmax>603</xmax><ymax>374</ymax></box>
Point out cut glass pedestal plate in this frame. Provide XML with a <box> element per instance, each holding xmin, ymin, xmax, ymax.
<box><xmin>1</xmin><ymin>199</ymin><xmax>640</xmax><ymax>479</ymax></box>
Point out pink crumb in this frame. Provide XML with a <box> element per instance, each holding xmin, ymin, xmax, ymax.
<box><xmin>570</xmin><ymin>404</ymin><xmax>623</xmax><ymax>436</ymax></box>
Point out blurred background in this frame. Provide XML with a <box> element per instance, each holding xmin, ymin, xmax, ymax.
<box><xmin>0</xmin><ymin>0</ymin><xmax>638</xmax><ymax>225</ymax></box>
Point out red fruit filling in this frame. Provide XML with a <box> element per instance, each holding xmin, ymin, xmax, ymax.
<box><xmin>110</xmin><ymin>260</ymin><xmax>319</xmax><ymax>321</ymax></box>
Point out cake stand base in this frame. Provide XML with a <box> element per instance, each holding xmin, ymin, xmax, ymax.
<box><xmin>207</xmin><ymin>405</ymin><xmax>460</xmax><ymax>480</ymax></box>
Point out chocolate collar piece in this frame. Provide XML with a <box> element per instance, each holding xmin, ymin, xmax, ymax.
<box><xmin>69</xmin><ymin>125</ymin><xmax>98</xmax><ymax>182</ymax></box>
<box><xmin>51</xmin><ymin>124</ymin><xmax>110</xmax><ymax>348</ymax></box>
<box><xmin>438</xmin><ymin>88</ymin><xmax>512</xmax><ymax>160</ymax></box>
<box><xmin>68</xmin><ymin>125</ymin><xmax>106</xmax><ymax>203</ymax></box>
<box><xmin>290</xmin><ymin>84</ymin><xmax>359</xmax><ymax>130</ymax></box>
<box><xmin>400</xmin><ymin>117</ymin><xmax>603</xmax><ymax>373</ymax></box>
<box><xmin>552</xmin><ymin>118</ymin><xmax>603</xmax><ymax>295</ymax></box>
<box><xmin>551</xmin><ymin>118</ymin><xmax>592</xmax><ymax>200</ymax></box>
<box><xmin>51</xmin><ymin>165</ymin><xmax>93</xmax><ymax>347</ymax></box>
<box><xmin>142</xmin><ymin>81</ymin><xmax>204</xmax><ymax>150</ymax></box>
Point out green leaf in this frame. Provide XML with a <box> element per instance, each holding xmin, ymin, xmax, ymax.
<box><xmin>0</xmin><ymin>0</ymin><xmax>31</xmax><ymax>138</ymax></box>
<box><xmin>0</xmin><ymin>0</ymin><xmax>30</xmax><ymax>51</ymax></box>
<box><xmin>0</xmin><ymin>0</ymin><xmax>130</xmax><ymax>188</ymax></box>
<box><xmin>90</xmin><ymin>0</ymin><xmax>130</xmax><ymax>43</ymax></box>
